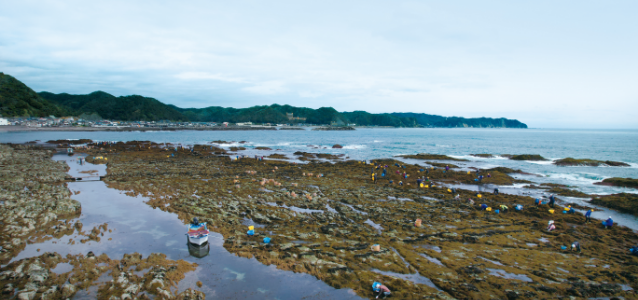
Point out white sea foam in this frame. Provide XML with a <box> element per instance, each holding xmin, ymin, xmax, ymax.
<box><xmin>546</xmin><ymin>173</ymin><xmax>607</xmax><ymax>184</ymax></box>
<box><xmin>526</xmin><ymin>160</ymin><xmax>556</xmax><ymax>165</ymax></box>
<box><xmin>343</xmin><ymin>144</ymin><xmax>367</xmax><ymax>149</ymax></box>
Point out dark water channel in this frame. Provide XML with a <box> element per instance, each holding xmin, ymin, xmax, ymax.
<box><xmin>14</xmin><ymin>154</ymin><xmax>361</xmax><ymax>299</ymax></box>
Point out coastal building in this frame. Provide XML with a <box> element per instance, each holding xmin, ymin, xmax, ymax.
<box><xmin>286</xmin><ymin>113</ymin><xmax>306</xmax><ymax>122</ymax></box>
<box><xmin>236</xmin><ymin>122</ymin><xmax>253</xmax><ymax>126</ymax></box>
<box><xmin>0</xmin><ymin>118</ymin><xmax>8</xmax><ymax>125</ymax></box>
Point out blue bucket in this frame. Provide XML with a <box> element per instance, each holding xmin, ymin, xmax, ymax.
<box><xmin>247</xmin><ymin>230</ymin><xmax>254</xmax><ymax>236</ymax></box>
<box><xmin>263</xmin><ymin>237</ymin><xmax>271</xmax><ymax>244</ymax></box>
<box><xmin>561</xmin><ymin>245</ymin><xmax>567</xmax><ymax>250</ymax></box>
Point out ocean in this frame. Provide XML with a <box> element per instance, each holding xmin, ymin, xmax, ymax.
<box><xmin>1</xmin><ymin>128</ymin><xmax>637</xmax><ymax>196</ymax></box>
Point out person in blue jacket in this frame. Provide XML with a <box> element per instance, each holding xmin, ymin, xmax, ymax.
<box><xmin>585</xmin><ymin>209</ymin><xmax>593</xmax><ymax>223</ymax></box>
<box><xmin>481</xmin><ymin>204</ymin><xmax>488</xmax><ymax>210</ymax></box>
<box><xmin>549</xmin><ymin>194</ymin><xmax>556</xmax><ymax>208</ymax></box>
<box><xmin>630</xmin><ymin>245</ymin><xmax>638</xmax><ymax>256</ymax></box>
<box><xmin>603</xmin><ymin>216</ymin><xmax>614</xmax><ymax>229</ymax></box>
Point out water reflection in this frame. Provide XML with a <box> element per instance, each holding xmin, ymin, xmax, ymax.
<box><xmin>187</xmin><ymin>242</ymin><xmax>210</xmax><ymax>258</ymax></box>
<box><xmin>10</xmin><ymin>154</ymin><xmax>361</xmax><ymax>300</ymax></box>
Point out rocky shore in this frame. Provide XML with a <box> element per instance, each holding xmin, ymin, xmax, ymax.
<box><xmin>0</xmin><ymin>144</ymin><xmax>81</xmax><ymax>263</ymax></box>
<box><xmin>85</xmin><ymin>142</ymin><xmax>638</xmax><ymax>298</ymax></box>
<box><xmin>2</xmin><ymin>141</ymin><xmax>637</xmax><ymax>299</ymax></box>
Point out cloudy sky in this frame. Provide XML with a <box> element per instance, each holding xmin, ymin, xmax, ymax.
<box><xmin>1</xmin><ymin>1</ymin><xmax>636</xmax><ymax>128</ymax></box>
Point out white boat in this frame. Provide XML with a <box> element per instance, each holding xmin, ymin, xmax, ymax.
<box><xmin>187</xmin><ymin>222</ymin><xmax>209</xmax><ymax>245</ymax></box>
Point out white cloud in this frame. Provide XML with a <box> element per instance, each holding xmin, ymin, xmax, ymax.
<box><xmin>0</xmin><ymin>0</ymin><xmax>637</xmax><ymax>128</ymax></box>
<box><xmin>174</xmin><ymin>72</ymin><xmax>245</xmax><ymax>83</ymax></box>
<box><xmin>243</xmin><ymin>81</ymin><xmax>287</xmax><ymax>95</ymax></box>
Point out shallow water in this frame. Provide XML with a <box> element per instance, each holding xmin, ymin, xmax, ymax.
<box><xmin>343</xmin><ymin>203</ymin><xmax>368</xmax><ymax>215</ymax></box>
<box><xmin>11</xmin><ymin>154</ymin><xmax>361</xmax><ymax>299</ymax></box>
<box><xmin>371</xmin><ymin>269</ymin><xmax>441</xmax><ymax>291</ymax></box>
<box><xmin>486</xmin><ymin>268</ymin><xmax>533</xmax><ymax>282</ymax></box>
<box><xmin>479</xmin><ymin>256</ymin><xmax>504</xmax><ymax>266</ymax></box>
<box><xmin>364</xmin><ymin>219</ymin><xmax>384</xmax><ymax>233</ymax></box>
<box><xmin>418</xmin><ymin>253</ymin><xmax>444</xmax><ymax>266</ymax></box>
<box><xmin>415</xmin><ymin>245</ymin><xmax>442</xmax><ymax>253</ymax></box>
<box><xmin>50</xmin><ymin>262</ymin><xmax>74</xmax><ymax>274</ymax></box>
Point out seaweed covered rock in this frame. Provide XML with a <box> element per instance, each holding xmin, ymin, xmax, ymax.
<box><xmin>0</xmin><ymin>252</ymin><xmax>197</xmax><ymax>299</ymax></box>
<box><xmin>591</xmin><ymin>193</ymin><xmax>638</xmax><ymax>216</ymax></box>
<box><xmin>554</xmin><ymin>157</ymin><xmax>629</xmax><ymax>167</ymax></box>
<box><xmin>0</xmin><ymin>144</ymin><xmax>81</xmax><ymax>263</ymax></box>
<box><xmin>470</xmin><ymin>154</ymin><xmax>494</xmax><ymax>158</ymax></box>
<box><xmin>79</xmin><ymin>141</ymin><xmax>638</xmax><ymax>300</ymax></box>
<box><xmin>503</xmin><ymin>154</ymin><xmax>547</xmax><ymax>161</ymax></box>
<box><xmin>595</xmin><ymin>177</ymin><xmax>638</xmax><ymax>189</ymax></box>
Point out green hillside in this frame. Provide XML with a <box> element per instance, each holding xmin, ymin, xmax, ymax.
<box><xmin>0</xmin><ymin>73</ymin><xmax>67</xmax><ymax>117</ymax></box>
<box><xmin>38</xmin><ymin>91</ymin><xmax>187</xmax><ymax>121</ymax></box>
<box><xmin>0</xmin><ymin>72</ymin><xmax>528</xmax><ymax>128</ymax></box>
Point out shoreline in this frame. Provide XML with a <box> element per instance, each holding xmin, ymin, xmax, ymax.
<box><xmin>0</xmin><ymin>125</ymin><xmax>281</xmax><ymax>132</ymax></box>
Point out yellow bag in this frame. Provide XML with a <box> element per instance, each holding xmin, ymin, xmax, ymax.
<box><xmin>549</xmin><ymin>209</ymin><xmax>555</xmax><ymax>214</ymax></box>
<box><xmin>486</xmin><ymin>207</ymin><xmax>492</xmax><ymax>211</ymax></box>
<box><xmin>477</xmin><ymin>194</ymin><xmax>482</xmax><ymax>198</ymax></box>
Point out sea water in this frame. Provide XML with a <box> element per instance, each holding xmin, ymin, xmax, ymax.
<box><xmin>1</xmin><ymin>128</ymin><xmax>637</xmax><ymax>195</ymax></box>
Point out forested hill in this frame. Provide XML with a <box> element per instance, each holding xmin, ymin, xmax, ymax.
<box><xmin>0</xmin><ymin>73</ymin><xmax>526</xmax><ymax>128</ymax></box>
<box><xmin>391</xmin><ymin>112</ymin><xmax>527</xmax><ymax>128</ymax></box>
<box><xmin>0</xmin><ymin>73</ymin><xmax>68</xmax><ymax>117</ymax></box>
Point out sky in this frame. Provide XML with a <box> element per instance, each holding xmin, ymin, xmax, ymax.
<box><xmin>1</xmin><ymin>1</ymin><xmax>637</xmax><ymax>128</ymax></box>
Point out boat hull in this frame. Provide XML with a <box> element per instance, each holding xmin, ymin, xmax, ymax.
<box><xmin>188</xmin><ymin>234</ymin><xmax>209</xmax><ymax>245</ymax></box>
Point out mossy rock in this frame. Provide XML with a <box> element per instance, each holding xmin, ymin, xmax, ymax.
<box><xmin>427</xmin><ymin>162</ymin><xmax>459</xmax><ymax>168</ymax></box>
<box><xmin>594</xmin><ymin>177</ymin><xmax>638</xmax><ymax>189</ymax></box>
<box><xmin>503</xmin><ymin>154</ymin><xmax>547</xmax><ymax>161</ymax></box>
<box><xmin>591</xmin><ymin>193</ymin><xmax>638</xmax><ymax>216</ymax></box>
<box><xmin>554</xmin><ymin>157</ymin><xmax>629</xmax><ymax>167</ymax></box>
<box><xmin>470</xmin><ymin>154</ymin><xmax>494</xmax><ymax>158</ymax></box>
<box><xmin>485</xmin><ymin>167</ymin><xmax>522</xmax><ymax>174</ymax></box>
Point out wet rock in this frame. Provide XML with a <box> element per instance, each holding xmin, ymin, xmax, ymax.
<box><xmin>177</xmin><ymin>288</ymin><xmax>206</xmax><ymax>300</ymax></box>
<box><xmin>16</xmin><ymin>290</ymin><xmax>36</xmax><ymax>300</ymax></box>
<box><xmin>61</xmin><ymin>283</ymin><xmax>76</xmax><ymax>298</ymax></box>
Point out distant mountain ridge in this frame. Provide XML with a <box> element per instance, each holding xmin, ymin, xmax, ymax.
<box><xmin>0</xmin><ymin>72</ymin><xmax>527</xmax><ymax>128</ymax></box>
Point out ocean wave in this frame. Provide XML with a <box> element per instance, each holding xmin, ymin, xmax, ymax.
<box><xmin>546</xmin><ymin>173</ymin><xmax>607</xmax><ymax>184</ymax></box>
<box><xmin>373</xmin><ymin>140</ymin><xmax>383</xmax><ymax>143</ymax></box>
<box><xmin>342</xmin><ymin>144</ymin><xmax>367</xmax><ymax>150</ymax></box>
<box><xmin>435</xmin><ymin>144</ymin><xmax>451</xmax><ymax>148</ymax></box>
<box><xmin>526</xmin><ymin>160</ymin><xmax>556</xmax><ymax>165</ymax></box>
<box><xmin>211</xmin><ymin>141</ymin><xmax>253</xmax><ymax>148</ymax></box>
